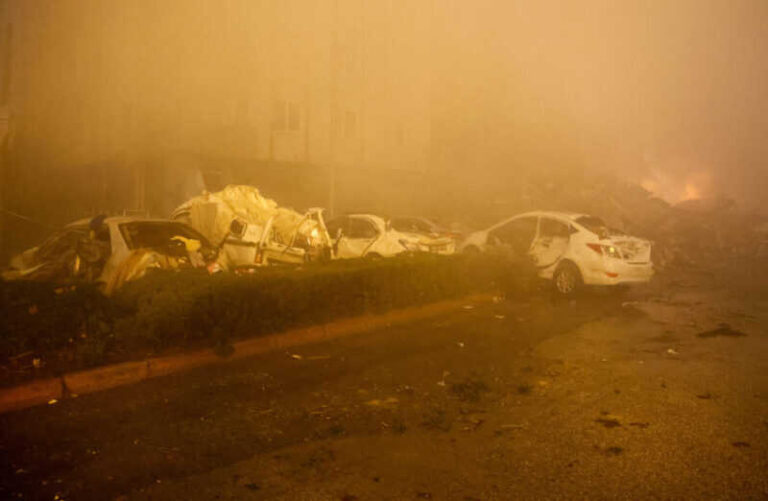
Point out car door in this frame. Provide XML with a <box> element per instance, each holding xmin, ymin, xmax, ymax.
<box><xmin>336</xmin><ymin>217</ymin><xmax>381</xmax><ymax>258</ymax></box>
<box><xmin>487</xmin><ymin>216</ymin><xmax>539</xmax><ymax>258</ymax></box>
<box><xmin>530</xmin><ymin>217</ymin><xmax>571</xmax><ymax>271</ymax></box>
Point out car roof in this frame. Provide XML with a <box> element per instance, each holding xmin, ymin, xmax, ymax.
<box><xmin>514</xmin><ymin>210</ymin><xmax>590</xmax><ymax>220</ymax></box>
<box><xmin>493</xmin><ymin>211</ymin><xmax>590</xmax><ymax>225</ymax></box>
<box><xmin>342</xmin><ymin>213</ymin><xmax>387</xmax><ymax>222</ymax></box>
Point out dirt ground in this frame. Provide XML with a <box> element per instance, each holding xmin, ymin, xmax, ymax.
<box><xmin>1</xmin><ymin>259</ymin><xmax>767</xmax><ymax>500</ymax></box>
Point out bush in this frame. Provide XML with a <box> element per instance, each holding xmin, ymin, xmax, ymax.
<box><xmin>0</xmin><ymin>253</ymin><xmax>531</xmax><ymax>382</ymax></box>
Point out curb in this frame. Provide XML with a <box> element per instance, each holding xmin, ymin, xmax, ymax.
<box><xmin>0</xmin><ymin>293</ymin><xmax>495</xmax><ymax>414</ymax></box>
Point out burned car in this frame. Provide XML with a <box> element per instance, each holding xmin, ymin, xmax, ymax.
<box><xmin>460</xmin><ymin>211</ymin><xmax>654</xmax><ymax>294</ymax></box>
<box><xmin>172</xmin><ymin>185</ymin><xmax>332</xmax><ymax>269</ymax></box>
<box><xmin>3</xmin><ymin>216</ymin><xmax>218</xmax><ymax>294</ymax></box>
<box><xmin>325</xmin><ymin>214</ymin><xmax>455</xmax><ymax>259</ymax></box>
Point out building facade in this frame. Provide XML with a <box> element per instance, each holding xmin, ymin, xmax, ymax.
<box><xmin>0</xmin><ymin>0</ymin><xmax>435</xmax><ymax>246</ymax></box>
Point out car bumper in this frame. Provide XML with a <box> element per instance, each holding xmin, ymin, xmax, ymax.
<box><xmin>581</xmin><ymin>261</ymin><xmax>654</xmax><ymax>286</ymax></box>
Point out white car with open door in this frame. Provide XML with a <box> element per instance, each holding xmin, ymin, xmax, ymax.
<box><xmin>459</xmin><ymin>211</ymin><xmax>654</xmax><ymax>294</ymax></box>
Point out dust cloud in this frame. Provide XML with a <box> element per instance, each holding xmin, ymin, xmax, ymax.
<box><xmin>0</xmin><ymin>0</ymin><xmax>766</xmax><ymax>254</ymax></box>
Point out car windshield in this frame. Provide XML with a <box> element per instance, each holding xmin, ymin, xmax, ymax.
<box><xmin>119</xmin><ymin>221</ymin><xmax>213</xmax><ymax>251</ymax></box>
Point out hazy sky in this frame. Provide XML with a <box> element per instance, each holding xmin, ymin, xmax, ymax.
<box><xmin>439</xmin><ymin>0</ymin><xmax>768</xmax><ymax>209</ymax></box>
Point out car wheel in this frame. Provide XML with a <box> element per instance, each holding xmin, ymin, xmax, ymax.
<box><xmin>463</xmin><ymin>245</ymin><xmax>480</xmax><ymax>254</ymax></box>
<box><xmin>553</xmin><ymin>261</ymin><xmax>581</xmax><ymax>296</ymax></box>
<box><xmin>365</xmin><ymin>252</ymin><xmax>383</xmax><ymax>260</ymax></box>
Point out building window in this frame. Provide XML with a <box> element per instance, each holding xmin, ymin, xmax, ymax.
<box><xmin>272</xmin><ymin>99</ymin><xmax>301</xmax><ymax>132</ymax></box>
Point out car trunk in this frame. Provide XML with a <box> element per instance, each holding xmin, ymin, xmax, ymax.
<box><xmin>612</xmin><ymin>237</ymin><xmax>652</xmax><ymax>263</ymax></box>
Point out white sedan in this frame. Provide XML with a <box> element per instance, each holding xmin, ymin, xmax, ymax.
<box><xmin>459</xmin><ymin>211</ymin><xmax>654</xmax><ymax>294</ymax></box>
<box><xmin>325</xmin><ymin>214</ymin><xmax>455</xmax><ymax>259</ymax></box>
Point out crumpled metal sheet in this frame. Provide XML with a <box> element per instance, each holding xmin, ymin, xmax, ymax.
<box><xmin>102</xmin><ymin>249</ymin><xmax>181</xmax><ymax>296</ymax></box>
<box><xmin>172</xmin><ymin>184</ymin><xmax>321</xmax><ymax>251</ymax></box>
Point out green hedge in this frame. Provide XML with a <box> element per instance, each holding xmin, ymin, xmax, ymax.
<box><xmin>0</xmin><ymin>254</ymin><xmax>533</xmax><ymax>384</ymax></box>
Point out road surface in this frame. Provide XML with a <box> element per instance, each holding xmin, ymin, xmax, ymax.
<box><xmin>1</xmin><ymin>261</ymin><xmax>767</xmax><ymax>500</ymax></box>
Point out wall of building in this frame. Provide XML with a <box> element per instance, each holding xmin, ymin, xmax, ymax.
<box><xmin>1</xmin><ymin>0</ymin><xmax>436</xmax><ymax>245</ymax></box>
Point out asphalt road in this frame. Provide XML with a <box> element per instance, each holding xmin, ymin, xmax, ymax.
<box><xmin>1</xmin><ymin>261</ymin><xmax>767</xmax><ymax>500</ymax></box>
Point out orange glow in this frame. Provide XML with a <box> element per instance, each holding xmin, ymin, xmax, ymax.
<box><xmin>683</xmin><ymin>183</ymin><xmax>701</xmax><ymax>201</ymax></box>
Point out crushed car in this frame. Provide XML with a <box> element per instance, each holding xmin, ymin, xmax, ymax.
<box><xmin>171</xmin><ymin>185</ymin><xmax>332</xmax><ymax>269</ymax></box>
<box><xmin>325</xmin><ymin>214</ymin><xmax>455</xmax><ymax>259</ymax></box>
<box><xmin>2</xmin><ymin>216</ymin><xmax>219</xmax><ymax>294</ymax></box>
<box><xmin>459</xmin><ymin>211</ymin><xmax>654</xmax><ymax>294</ymax></box>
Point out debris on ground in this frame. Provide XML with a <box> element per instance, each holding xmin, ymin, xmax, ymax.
<box><xmin>595</xmin><ymin>416</ymin><xmax>622</xmax><ymax>428</ymax></box>
<box><xmin>449</xmin><ymin>378</ymin><xmax>489</xmax><ymax>402</ymax></box>
<box><xmin>365</xmin><ymin>397</ymin><xmax>398</xmax><ymax>407</ymax></box>
<box><xmin>697</xmin><ymin>324</ymin><xmax>747</xmax><ymax>338</ymax></box>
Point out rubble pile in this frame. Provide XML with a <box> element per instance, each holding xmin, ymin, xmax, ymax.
<box><xmin>513</xmin><ymin>172</ymin><xmax>766</xmax><ymax>270</ymax></box>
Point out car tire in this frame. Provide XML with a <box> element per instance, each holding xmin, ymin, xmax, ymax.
<box><xmin>463</xmin><ymin>245</ymin><xmax>480</xmax><ymax>254</ymax></box>
<box><xmin>365</xmin><ymin>252</ymin><xmax>383</xmax><ymax>260</ymax></box>
<box><xmin>553</xmin><ymin>261</ymin><xmax>582</xmax><ymax>296</ymax></box>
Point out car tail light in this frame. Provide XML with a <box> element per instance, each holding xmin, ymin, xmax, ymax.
<box><xmin>586</xmin><ymin>243</ymin><xmax>603</xmax><ymax>255</ymax></box>
<box><xmin>586</xmin><ymin>243</ymin><xmax>622</xmax><ymax>258</ymax></box>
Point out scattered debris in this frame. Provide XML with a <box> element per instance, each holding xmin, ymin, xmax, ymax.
<box><xmin>732</xmin><ymin>441</ymin><xmax>750</xmax><ymax>448</ymax></box>
<box><xmin>595</xmin><ymin>417</ymin><xmax>622</xmax><ymax>429</ymax></box>
<box><xmin>456</xmin><ymin>341</ymin><xmax>465</xmax><ymax>348</ymax></box>
<box><xmin>449</xmin><ymin>379</ymin><xmax>489</xmax><ymax>402</ymax></box>
<box><xmin>696</xmin><ymin>392</ymin><xmax>713</xmax><ymax>400</ymax></box>
<box><xmin>460</xmin><ymin>416</ymin><xmax>485</xmax><ymax>432</ymax></box>
<box><xmin>365</xmin><ymin>397</ymin><xmax>399</xmax><ymax>407</ymax></box>
<box><xmin>494</xmin><ymin>314</ymin><xmax>506</xmax><ymax>319</ymax></box>
<box><xmin>666</xmin><ymin>348</ymin><xmax>679</xmax><ymax>355</ymax></box>
<box><xmin>290</xmin><ymin>354</ymin><xmax>303</xmax><ymax>360</ymax></box>
<box><xmin>697</xmin><ymin>324</ymin><xmax>747</xmax><ymax>338</ymax></box>
<box><xmin>628</xmin><ymin>422</ymin><xmax>650</xmax><ymax>429</ymax></box>
<box><xmin>437</xmin><ymin>370</ymin><xmax>451</xmax><ymax>387</ymax></box>
<box><xmin>47</xmin><ymin>399</ymin><xmax>58</xmax><ymax>405</ymax></box>
<box><xmin>603</xmin><ymin>446</ymin><xmax>624</xmax><ymax>456</ymax></box>
<box><xmin>462</xmin><ymin>305</ymin><xmax>475</xmax><ymax>310</ymax></box>
<box><xmin>516</xmin><ymin>384</ymin><xmax>533</xmax><ymax>395</ymax></box>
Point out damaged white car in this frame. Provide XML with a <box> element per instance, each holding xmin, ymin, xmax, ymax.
<box><xmin>460</xmin><ymin>211</ymin><xmax>653</xmax><ymax>294</ymax></box>
<box><xmin>325</xmin><ymin>214</ymin><xmax>455</xmax><ymax>259</ymax></box>
<box><xmin>171</xmin><ymin>185</ymin><xmax>332</xmax><ymax>269</ymax></box>
<box><xmin>3</xmin><ymin>216</ymin><xmax>219</xmax><ymax>294</ymax></box>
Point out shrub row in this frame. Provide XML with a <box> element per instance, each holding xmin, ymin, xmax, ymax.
<box><xmin>0</xmin><ymin>254</ymin><xmax>533</xmax><ymax>384</ymax></box>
